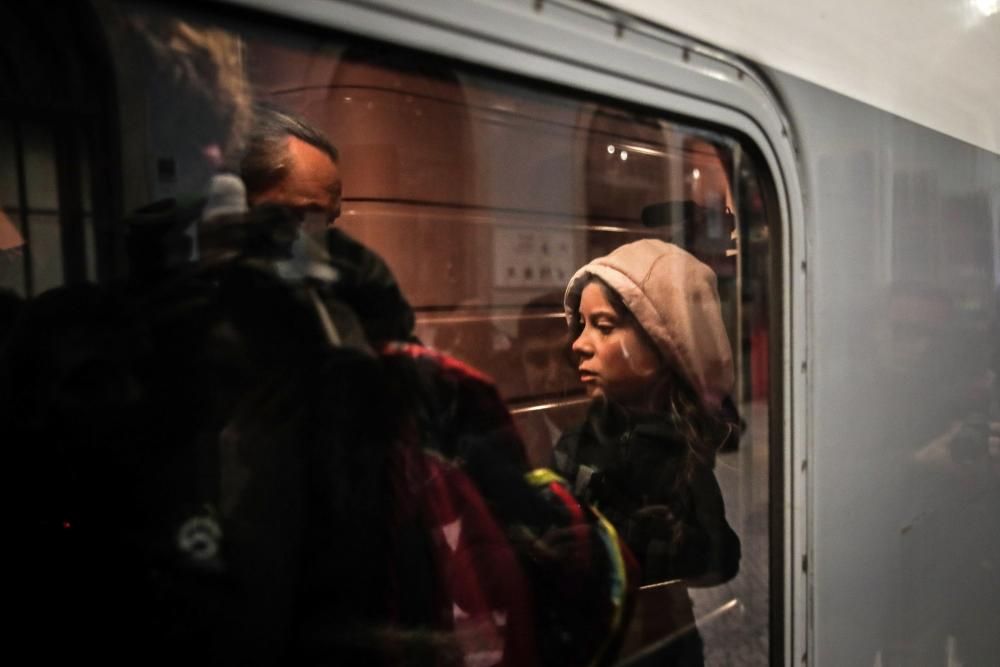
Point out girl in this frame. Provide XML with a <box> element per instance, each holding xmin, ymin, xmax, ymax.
<box><xmin>556</xmin><ymin>239</ymin><xmax>740</xmax><ymax>665</ymax></box>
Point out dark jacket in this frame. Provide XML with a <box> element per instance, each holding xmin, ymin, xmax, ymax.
<box><xmin>554</xmin><ymin>403</ymin><xmax>739</xmax><ymax>665</ymax></box>
<box><xmin>554</xmin><ymin>402</ymin><xmax>740</xmax><ymax>587</ymax></box>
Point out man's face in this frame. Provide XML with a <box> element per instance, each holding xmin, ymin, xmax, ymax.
<box><xmin>249</xmin><ymin>136</ymin><xmax>342</xmax><ymax>234</ymax></box>
<box><xmin>521</xmin><ymin>333</ymin><xmax>568</xmax><ymax>397</ymax></box>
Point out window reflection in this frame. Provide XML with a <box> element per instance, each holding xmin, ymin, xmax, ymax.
<box><xmin>247</xmin><ymin>34</ymin><xmax>774</xmax><ymax>662</ymax></box>
<box><xmin>3</xmin><ymin>3</ymin><xmax>777</xmax><ymax>664</ymax></box>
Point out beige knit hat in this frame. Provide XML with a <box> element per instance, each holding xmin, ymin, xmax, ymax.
<box><xmin>564</xmin><ymin>239</ymin><xmax>734</xmax><ymax>410</ymax></box>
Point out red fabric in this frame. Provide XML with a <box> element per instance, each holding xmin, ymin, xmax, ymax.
<box><xmin>382</xmin><ymin>341</ymin><xmax>494</xmax><ymax>385</ymax></box>
<box><xmin>546</xmin><ymin>479</ymin><xmax>591</xmax><ymax>572</ymax></box>
<box><xmin>380</xmin><ymin>342</ymin><xmax>636</xmax><ymax>666</ymax></box>
<box><xmin>392</xmin><ymin>444</ymin><xmax>540</xmax><ymax>667</ymax></box>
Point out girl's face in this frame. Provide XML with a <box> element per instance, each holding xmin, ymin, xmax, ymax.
<box><xmin>572</xmin><ymin>282</ymin><xmax>662</xmax><ymax>407</ymax></box>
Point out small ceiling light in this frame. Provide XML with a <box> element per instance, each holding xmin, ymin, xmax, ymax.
<box><xmin>971</xmin><ymin>0</ymin><xmax>998</xmax><ymax>17</ymax></box>
<box><xmin>619</xmin><ymin>150</ymin><xmax>628</xmax><ymax>161</ymax></box>
<box><xmin>692</xmin><ymin>168</ymin><xmax>701</xmax><ymax>180</ymax></box>
<box><xmin>607</xmin><ymin>144</ymin><xmax>616</xmax><ymax>154</ymax></box>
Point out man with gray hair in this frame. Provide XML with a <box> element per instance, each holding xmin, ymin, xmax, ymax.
<box><xmin>241</xmin><ymin>107</ymin><xmax>343</xmax><ymax>228</ymax></box>
<box><xmin>240</xmin><ymin>106</ymin><xmax>414</xmax><ymax>344</ymax></box>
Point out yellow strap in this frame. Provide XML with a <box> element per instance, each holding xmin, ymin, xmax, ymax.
<box><xmin>524</xmin><ymin>467</ymin><xmax>566</xmax><ymax>487</ymax></box>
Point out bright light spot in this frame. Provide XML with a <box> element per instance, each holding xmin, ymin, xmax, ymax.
<box><xmin>971</xmin><ymin>0</ymin><xmax>998</xmax><ymax>16</ymax></box>
<box><xmin>619</xmin><ymin>150</ymin><xmax>628</xmax><ymax>161</ymax></box>
<box><xmin>692</xmin><ymin>168</ymin><xmax>701</xmax><ymax>180</ymax></box>
<box><xmin>607</xmin><ymin>144</ymin><xmax>616</xmax><ymax>154</ymax></box>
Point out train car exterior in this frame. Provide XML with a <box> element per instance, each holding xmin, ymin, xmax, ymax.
<box><xmin>1</xmin><ymin>1</ymin><xmax>996</xmax><ymax>665</ymax></box>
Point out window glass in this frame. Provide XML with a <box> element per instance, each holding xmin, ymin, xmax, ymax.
<box><xmin>0</xmin><ymin>122</ymin><xmax>67</xmax><ymax>296</ymax></box>
<box><xmin>8</xmin><ymin>4</ymin><xmax>778</xmax><ymax>664</ymax></box>
<box><xmin>22</xmin><ymin>124</ymin><xmax>58</xmax><ymax>211</ymax></box>
<box><xmin>0</xmin><ymin>120</ymin><xmax>27</xmax><ymax>295</ymax></box>
<box><xmin>0</xmin><ymin>120</ymin><xmax>18</xmax><ymax>209</ymax></box>
<box><xmin>257</xmin><ymin>30</ymin><xmax>777</xmax><ymax>663</ymax></box>
<box><xmin>27</xmin><ymin>213</ymin><xmax>62</xmax><ymax>293</ymax></box>
<box><xmin>77</xmin><ymin>130</ymin><xmax>98</xmax><ymax>282</ymax></box>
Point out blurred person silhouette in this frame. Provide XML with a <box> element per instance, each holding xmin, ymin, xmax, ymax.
<box><xmin>905</xmin><ymin>284</ymin><xmax>1000</xmax><ymax>479</ymax></box>
<box><xmin>0</xmin><ymin>288</ymin><xmax>23</xmax><ymax>343</ymax></box>
<box><xmin>517</xmin><ymin>291</ymin><xmax>574</xmax><ymax>401</ymax></box>
<box><xmin>556</xmin><ymin>239</ymin><xmax>740</xmax><ymax>666</ymax></box>
<box><xmin>510</xmin><ymin>290</ymin><xmax>578</xmax><ymax>467</ymax></box>
<box><xmin>239</xmin><ymin>107</ymin><xmax>638</xmax><ymax>665</ymax></box>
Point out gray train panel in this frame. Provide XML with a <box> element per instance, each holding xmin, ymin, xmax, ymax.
<box><xmin>773</xmin><ymin>69</ymin><xmax>1000</xmax><ymax>666</ymax></box>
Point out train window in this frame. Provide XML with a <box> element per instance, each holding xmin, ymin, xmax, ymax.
<box><xmin>20</xmin><ymin>124</ymin><xmax>63</xmax><ymax>293</ymax></box>
<box><xmin>0</xmin><ymin>119</ymin><xmax>100</xmax><ymax>294</ymax></box>
<box><xmin>245</xmin><ymin>33</ymin><xmax>776</xmax><ymax>665</ymax></box>
<box><xmin>6</xmin><ymin>3</ymin><xmax>779</xmax><ymax>665</ymax></box>
<box><xmin>1</xmin><ymin>120</ymin><xmax>27</xmax><ymax>295</ymax></box>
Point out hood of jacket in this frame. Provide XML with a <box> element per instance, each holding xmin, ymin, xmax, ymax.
<box><xmin>564</xmin><ymin>239</ymin><xmax>733</xmax><ymax>410</ymax></box>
